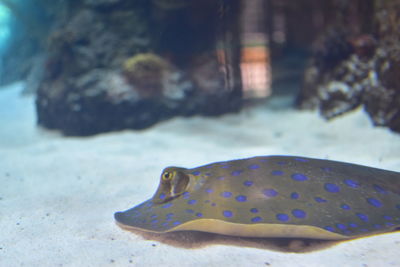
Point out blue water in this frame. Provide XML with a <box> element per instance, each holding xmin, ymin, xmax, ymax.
<box><xmin>0</xmin><ymin>3</ymin><xmax>11</xmax><ymax>53</ymax></box>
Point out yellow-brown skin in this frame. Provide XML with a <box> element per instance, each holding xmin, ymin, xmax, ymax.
<box><xmin>115</xmin><ymin>156</ymin><xmax>400</xmax><ymax>240</ymax></box>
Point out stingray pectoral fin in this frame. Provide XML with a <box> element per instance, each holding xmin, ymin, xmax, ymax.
<box><xmin>115</xmin><ymin>210</ymin><xmax>350</xmax><ymax>240</ymax></box>
<box><xmin>114</xmin><ymin>211</ymin><xmax>137</xmax><ymax>230</ymax></box>
<box><xmin>168</xmin><ymin>219</ymin><xmax>350</xmax><ymax>240</ymax></box>
<box><xmin>114</xmin><ymin>199</ymin><xmax>171</xmax><ymax>233</ymax></box>
<box><xmin>115</xmin><ymin>156</ymin><xmax>400</xmax><ymax>240</ymax></box>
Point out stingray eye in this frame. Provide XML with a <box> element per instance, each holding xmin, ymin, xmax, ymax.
<box><xmin>162</xmin><ymin>171</ymin><xmax>173</xmax><ymax>181</ymax></box>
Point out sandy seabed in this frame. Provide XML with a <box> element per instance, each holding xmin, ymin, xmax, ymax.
<box><xmin>1</xmin><ymin>82</ymin><xmax>400</xmax><ymax>267</ymax></box>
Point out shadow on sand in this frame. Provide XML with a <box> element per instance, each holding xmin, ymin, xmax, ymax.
<box><xmin>120</xmin><ymin>227</ymin><xmax>340</xmax><ymax>253</ymax></box>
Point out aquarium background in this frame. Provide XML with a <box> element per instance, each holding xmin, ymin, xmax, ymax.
<box><xmin>1</xmin><ymin>0</ymin><xmax>400</xmax><ymax>266</ymax></box>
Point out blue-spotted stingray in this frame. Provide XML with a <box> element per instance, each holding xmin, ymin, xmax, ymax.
<box><xmin>114</xmin><ymin>156</ymin><xmax>400</xmax><ymax>240</ymax></box>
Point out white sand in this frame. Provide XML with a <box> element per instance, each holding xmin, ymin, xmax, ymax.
<box><xmin>1</xmin><ymin>82</ymin><xmax>400</xmax><ymax>266</ymax></box>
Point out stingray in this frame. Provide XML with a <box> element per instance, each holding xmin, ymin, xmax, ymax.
<box><xmin>114</xmin><ymin>156</ymin><xmax>400</xmax><ymax>240</ymax></box>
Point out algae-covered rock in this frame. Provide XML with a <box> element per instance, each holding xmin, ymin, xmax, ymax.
<box><xmin>122</xmin><ymin>53</ymin><xmax>171</xmax><ymax>98</ymax></box>
<box><xmin>36</xmin><ymin>1</ymin><xmax>241</xmax><ymax>136</ymax></box>
<box><xmin>297</xmin><ymin>0</ymin><xmax>400</xmax><ymax>133</ymax></box>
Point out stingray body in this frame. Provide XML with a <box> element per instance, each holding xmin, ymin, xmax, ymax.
<box><xmin>114</xmin><ymin>156</ymin><xmax>400</xmax><ymax>240</ymax></box>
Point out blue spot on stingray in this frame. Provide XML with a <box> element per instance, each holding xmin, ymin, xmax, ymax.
<box><xmin>211</xmin><ymin>203</ymin><xmax>217</xmax><ymax>207</ymax></box>
<box><xmin>235</xmin><ymin>195</ymin><xmax>247</xmax><ymax>202</ymax></box>
<box><xmin>231</xmin><ymin>170</ymin><xmax>243</xmax><ymax>176</ymax></box>
<box><xmin>221</xmin><ymin>165</ymin><xmax>231</xmax><ymax>169</ymax></box>
<box><xmin>324</xmin><ymin>183</ymin><xmax>340</xmax><ymax>193</ymax></box>
<box><xmin>192</xmin><ymin>171</ymin><xmax>201</xmax><ymax>176</ymax></box>
<box><xmin>292</xmin><ymin>209</ymin><xmax>306</xmax><ymax>218</ymax></box>
<box><xmin>243</xmin><ymin>180</ymin><xmax>253</xmax><ymax>187</ymax></box>
<box><xmin>374</xmin><ymin>224</ymin><xmax>382</xmax><ymax>229</ymax></box>
<box><xmin>151</xmin><ymin>219</ymin><xmax>158</xmax><ymax>224</ymax></box>
<box><xmin>373</xmin><ymin>184</ymin><xmax>387</xmax><ymax>194</ymax></box>
<box><xmin>336</xmin><ymin>223</ymin><xmax>347</xmax><ymax>230</ymax></box>
<box><xmin>384</xmin><ymin>215</ymin><xmax>393</xmax><ymax>220</ymax></box>
<box><xmin>162</xmin><ymin>222</ymin><xmax>169</xmax><ymax>227</ymax></box>
<box><xmin>341</xmin><ymin>204</ymin><xmax>351</xmax><ymax>210</ymax></box>
<box><xmin>324</xmin><ymin>226</ymin><xmax>335</xmax><ymax>232</ymax></box>
<box><xmin>196</xmin><ymin>212</ymin><xmax>203</xmax><ymax>217</ymax></box>
<box><xmin>217</xmin><ymin>176</ymin><xmax>225</xmax><ymax>180</ymax></box>
<box><xmin>182</xmin><ymin>192</ymin><xmax>191</xmax><ymax>199</ymax></box>
<box><xmin>344</xmin><ymin>179</ymin><xmax>359</xmax><ymax>188</ymax></box>
<box><xmin>314</xmin><ymin>197</ymin><xmax>327</xmax><ymax>203</ymax></box>
<box><xmin>263</xmin><ymin>188</ymin><xmax>278</xmax><ymax>197</ymax></box>
<box><xmin>250</xmin><ymin>208</ymin><xmax>259</xmax><ymax>213</ymax></box>
<box><xmin>146</xmin><ymin>202</ymin><xmax>153</xmax><ymax>207</ymax></box>
<box><xmin>187</xmin><ymin>199</ymin><xmax>197</xmax><ymax>205</ymax></box>
<box><xmin>276</xmin><ymin>213</ymin><xmax>289</xmax><ymax>222</ymax></box>
<box><xmin>221</xmin><ymin>191</ymin><xmax>232</xmax><ymax>198</ymax></box>
<box><xmin>151</xmin><ymin>214</ymin><xmax>158</xmax><ymax>218</ymax></box>
<box><xmin>185</xmin><ymin>209</ymin><xmax>194</xmax><ymax>214</ymax></box>
<box><xmin>348</xmin><ymin>223</ymin><xmax>358</xmax><ymax>228</ymax></box>
<box><xmin>162</xmin><ymin>203</ymin><xmax>173</xmax><ymax>209</ymax></box>
<box><xmin>173</xmin><ymin>221</ymin><xmax>181</xmax><ymax>226</ymax></box>
<box><xmin>277</xmin><ymin>161</ymin><xmax>287</xmax><ymax>165</ymax></box>
<box><xmin>248</xmin><ymin>164</ymin><xmax>260</xmax><ymax>170</ymax></box>
<box><xmin>295</xmin><ymin>158</ymin><xmax>309</xmax><ymax>162</ymax></box>
<box><xmin>290</xmin><ymin>192</ymin><xmax>300</xmax><ymax>199</ymax></box>
<box><xmin>205</xmin><ymin>188</ymin><xmax>213</xmax><ymax>193</ymax></box>
<box><xmin>356</xmin><ymin>213</ymin><xmax>369</xmax><ymax>222</ymax></box>
<box><xmin>159</xmin><ymin>193</ymin><xmax>166</xmax><ymax>200</ymax></box>
<box><xmin>367</xmin><ymin>198</ymin><xmax>382</xmax><ymax>207</ymax></box>
<box><xmin>291</xmin><ymin>173</ymin><xmax>308</xmax><ymax>181</ymax></box>
<box><xmin>259</xmin><ymin>158</ymin><xmax>269</xmax><ymax>162</ymax></box>
<box><xmin>397</xmin><ymin>204</ymin><xmax>400</xmax><ymax>210</ymax></box>
<box><xmin>223</xmin><ymin>210</ymin><xmax>233</xmax><ymax>218</ymax></box>
<box><xmin>205</xmin><ymin>173</ymin><xmax>212</xmax><ymax>176</ymax></box>
<box><xmin>251</xmin><ymin>216</ymin><xmax>262</xmax><ymax>223</ymax></box>
<box><xmin>385</xmin><ymin>222</ymin><xmax>395</xmax><ymax>226</ymax></box>
<box><xmin>271</xmin><ymin>170</ymin><xmax>284</xmax><ymax>176</ymax></box>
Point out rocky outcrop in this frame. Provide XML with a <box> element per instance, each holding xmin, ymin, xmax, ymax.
<box><xmin>36</xmin><ymin>0</ymin><xmax>242</xmax><ymax>136</ymax></box>
<box><xmin>297</xmin><ymin>0</ymin><xmax>400</xmax><ymax>133</ymax></box>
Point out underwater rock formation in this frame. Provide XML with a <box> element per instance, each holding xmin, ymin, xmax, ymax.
<box><xmin>298</xmin><ymin>0</ymin><xmax>400</xmax><ymax>133</ymax></box>
<box><xmin>36</xmin><ymin>66</ymin><xmax>193</xmax><ymax>135</ymax></box>
<box><xmin>36</xmin><ymin>1</ymin><xmax>241</xmax><ymax>136</ymax></box>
